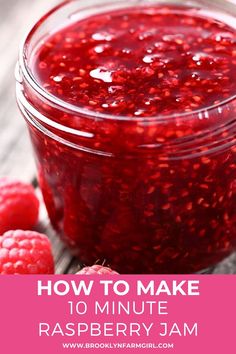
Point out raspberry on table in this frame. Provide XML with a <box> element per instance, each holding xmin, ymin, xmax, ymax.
<box><xmin>0</xmin><ymin>178</ymin><xmax>39</xmax><ymax>234</ymax></box>
<box><xmin>76</xmin><ymin>264</ymin><xmax>119</xmax><ymax>275</ymax></box>
<box><xmin>0</xmin><ymin>230</ymin><xmax>54</xmax><ymax>274</ymax></box>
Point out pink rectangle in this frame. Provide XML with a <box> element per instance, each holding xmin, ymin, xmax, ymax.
<box><xmin>0</xmin><ymin>275</ymin><xmax>235</xmax><ymax>353</ymax></box>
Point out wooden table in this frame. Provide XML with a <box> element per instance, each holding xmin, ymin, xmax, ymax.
<box><xmin>1</xmin><ymin>0</ymin><xmax>236</xmax><ymax>274</ymax></box>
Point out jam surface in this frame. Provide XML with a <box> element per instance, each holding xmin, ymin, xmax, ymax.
<box><xmin>32</xmin><ymin>5</ymin><xmax>236</xmax><ymax>117</ymax></box>
<box><xmin>25</xmin><ymin>4</ymin><xmax>236</xmax><ymax>273</ymax></box>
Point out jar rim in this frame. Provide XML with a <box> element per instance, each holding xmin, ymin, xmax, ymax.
<box><xmin>18</xmin><ymin>0</ymin><xmax>236</xmax><ymax>123</ymax></box>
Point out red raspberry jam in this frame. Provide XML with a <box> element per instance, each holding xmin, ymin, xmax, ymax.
<box><xmin>17</xmin><ymin>2</ymin><xmax>236</xmax><ymax>273</ymax></box>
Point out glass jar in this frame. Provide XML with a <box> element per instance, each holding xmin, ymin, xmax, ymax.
<box><xmin>16</xmin><ymin>0</ymin><xmax>236</xmax><ymax>273</ymax></box>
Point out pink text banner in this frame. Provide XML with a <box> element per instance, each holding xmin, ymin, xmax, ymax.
<box><xmin>0</xmin><ymin>275</ymin><xmax>235</xmax><ymax>353</ymax></box>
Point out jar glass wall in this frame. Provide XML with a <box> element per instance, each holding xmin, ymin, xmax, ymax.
<box><xmin>16</xmin><ymin>0</ymin><xmax>236</xmax><ymax>273</ymax></box>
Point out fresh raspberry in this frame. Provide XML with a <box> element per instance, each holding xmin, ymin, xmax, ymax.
<box><xmin>76</xmin><ymin>264</ymin><xmax>119</xmax><ymax>275</ymax></box>
<box><xmin>0</xmin><ymin>230</ymin><xmax>54</xmax><ymax>274</ymax></box>
<box><xmin>0</xmin><ymin>178</ymin><xmax>39</xmax><ymax>234</ymax></box>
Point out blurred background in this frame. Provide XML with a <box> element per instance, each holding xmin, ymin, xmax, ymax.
<box><xmin>0</xmin><ymin>0</ymin><xmax>57</xmax><ymax>182</ymax></box>
<box><xmin>0</xmin><ymin>0</ymin><xmax>187</xmax><ymax>275</ymax></box>
<box><xmin>0</xmin><ymin>0</ymin><xmax>77</xmax><ymax>274</ymax></box>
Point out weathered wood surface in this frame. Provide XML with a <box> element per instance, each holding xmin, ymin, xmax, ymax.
<box><xmin>0</xmin><ymin>0</ymin><xmax>236</xmax><ymax>274</ymax></box>
<box><xmin>0</xmin><ymin>0</ymin><xmax>79</xmax><ymax>274</ymax></box>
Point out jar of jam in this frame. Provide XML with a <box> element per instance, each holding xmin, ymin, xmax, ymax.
<box><xmin>16</xmin><ymin>0</ymin><xmax>236</xmax><ymax>273</ymax></box>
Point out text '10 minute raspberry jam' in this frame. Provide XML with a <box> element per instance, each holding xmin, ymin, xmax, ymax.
<box><xmin>16</xmin><ymin>0</ymin><xmax>236</xmax><ymax>273</ymax></box>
